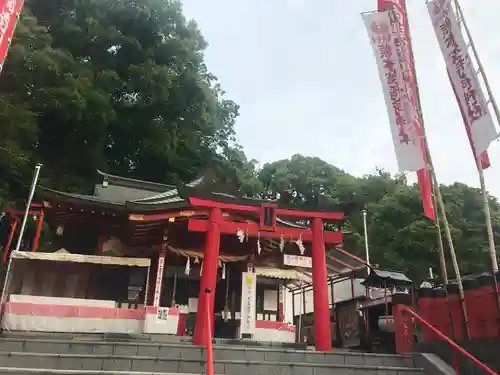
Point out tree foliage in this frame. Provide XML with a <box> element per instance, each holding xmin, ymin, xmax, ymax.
<box><xmin>0</xmin><ymin>0</ymin><xmax>242</xmax><ymax>193</ymax></box>
<box><xmin>259</xmin><ymin>155</ymin><xmax>500</xmax><ymax>281</ymax></box>
<box><xmin>0</xmin><ymin>0</ymin><xmax>497</xmax><ymax>282</ymax></box>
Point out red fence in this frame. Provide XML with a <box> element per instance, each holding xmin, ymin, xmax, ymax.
<box><xmin>398</xmin><ymin>306</ymin><xmax>498</xmax><ymax>375</ymax></box>
<box><xmin>418</xmin><ymin>275</ymin><xmax>500</xmax><ymax>341</ymax></box>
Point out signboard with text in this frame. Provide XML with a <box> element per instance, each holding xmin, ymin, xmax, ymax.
<box><xmin>283</xmin><ymin>254</ymin><xmax>312</xmax><ymax>268</ymax></box>
<box><xmin>239</xmin><ymin>272</ymin><xmax>256</xmax><ymax>338</ymax></box>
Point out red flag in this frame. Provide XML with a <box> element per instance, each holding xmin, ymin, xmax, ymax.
<box><xmin>0</xmin><ymin>0</ymin><xmax>23</xmax><ymax>72</ymax></box>
<box><xmin>377</xmin><ymin>0</ymin><xmax>436</xmax><ymax>221</ymax></box>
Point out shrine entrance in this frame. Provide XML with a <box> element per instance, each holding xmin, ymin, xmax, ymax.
<box><xmin>187</xmin><ymin>196</ymin><xmax>345</xmax><ymax>352</ymax></box>
<box><xmin>2</xmin><ymin>170</ymin><xmax>355</xmax><ymax>352</ymax></box>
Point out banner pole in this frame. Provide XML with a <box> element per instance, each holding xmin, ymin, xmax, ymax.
<box><xmin>399</xmin><ymin>2</ymin><xmax>470</xmax><ymax>339</ymax></box>
<box><xmin>453</xmin><ymin>0</ymin><xmax>500</xmax><ymax>318</ymax></box>
<box><xmin>430</xmin><ymin>177</ymin><xmax>448</xmax><ymax>285</ymax></box>
<box><xmin>362</xmin><ymin>209</ymin><xmax>370</xmax><ymax>266</ymax></box>
<box><xmin>453</xmin><ymin>0</ymin><xmax>500</xmax><ymax>127</ymax></box>
<box><xmin>476</xmin><ymin>155</ymin><xmax>500</xmax><ymax>320</ymax></box>
<box><xmin>475</xmin><ymin>154</ymin><xmax>499</xmax><ymax>273</ymax></box>
<box><xmin>14</xmin><ymin>163</ymin><xmax>42</xmax><ymax>252</ymax></box>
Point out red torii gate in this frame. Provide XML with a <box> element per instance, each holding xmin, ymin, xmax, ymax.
<box><xmin>187</xmin><ymin>196</ymin><xmax>346</xmax><ymax>352</ymax></box>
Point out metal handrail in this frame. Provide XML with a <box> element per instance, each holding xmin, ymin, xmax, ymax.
<box><xmin>204</xmin><ymin>288</ymin><xmax>214</xmax><ymax>375</ymax></box>
<box><xmin>401</xmin><ymin>306</ymin><xmax>498</xmax><ymax>375</ymax></box>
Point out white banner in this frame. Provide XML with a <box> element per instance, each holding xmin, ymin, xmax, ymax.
<box><xmin>363</xmin><ymin>10</ymin><xmax>425</xmax><ymax>172</ymax></box>
<box><xmin>427</xmin><ymin>0</ymin><xmax>498</xmax><ymax>155</ymax></box>
<box><xmin>283</xmin><ymin>254</ymin><xmax>312</xmax><ymax>268</ymax></box>
<box><xmin>153</xmin><ymin>255</ymin><xmax>165</xmax><ymax>307</ymax></box>
<box><xmin>240</xmin><ymin>272</ymin><xmax>256</xmax><ymax>338</ymax></box>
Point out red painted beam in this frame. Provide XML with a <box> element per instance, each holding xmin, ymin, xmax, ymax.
<box><xmin>188</xmin><ymin>197</ymin><xmax>344</xmax><ymax>220</ymax></box>
<box><xmin>333</xmin><ymin>247</ymin><xmax>370</xmax><ymax>266</ymax></box>
<box><xmin>188</xmin><ymin>219</ymin><xmax>343</xmax><ymax>244</ymax></box>
<box><xmin>7</xmin><ymin>209</ymin><xmax>43</xmax><ymax>216</ymax></box>
<box><xmin>129</xmin><ymin>209</ymin><xmax>208</xmax><ymax>222</ymax></box>
<box><xmin>277</xmin><ymin>207</ymin><xmax>344</xmax><ymax>220</ymax></box>
<box><xmin>8</xmin><ymin>201</ymin><xmax>43</xmax><ymax>208</ymax></box>
<box><xmin>327</xmin><ymin>254</ymin><xmax>355</xmax><ymax>270</ymax></box>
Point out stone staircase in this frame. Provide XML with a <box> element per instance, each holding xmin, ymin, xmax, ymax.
<box><xmin>0</xmin><ymin>333</ymin><xmax>427</xmax><ymax>375</ymax></box>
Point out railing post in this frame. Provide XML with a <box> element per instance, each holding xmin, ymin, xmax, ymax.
<box><xmin>393</xmin><ymin>292</ymin><xmax>415</xmax><ymax>354</ymax></box>
<box><xmin>204</xmin><ymin>288</ymin><xmax>214</xmax><ymax>375</ymax></box>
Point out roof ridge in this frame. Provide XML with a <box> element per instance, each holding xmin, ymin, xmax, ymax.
<box><xmin>96</xmin><ymin>170</ymin><xmax>175</xmax><ymax>191</ymax></box>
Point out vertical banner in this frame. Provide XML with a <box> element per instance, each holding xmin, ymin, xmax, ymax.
<box><xmin>153</xmin><ymin>254</ymin><xmax>165</xmax><ymax>307</ymax></box>
<box><xmin>372</xmin><ymin>0</ymin><xmax>436</xmax><ymax>221</ymax></box>
<box><xmin>363</xmin><ymin>10</ymin><xmax>425</xmax><ymax>172</ymax></box>
<box><xmin>0</xmin><ymin>0</ymin><xmax>23</xmax><ymax>72</ymax></box>
<box><xmin>239</xmin><ymin>271</ymin><xmax>256</xmax><ymax>338</ymax></box>
<box><xmin>427</xmin><ymin>0</ymin><xmax>498</xmax><ymax>166</ymax></box>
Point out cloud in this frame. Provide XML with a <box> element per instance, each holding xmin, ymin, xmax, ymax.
<box><xmin>181</xmin><ymin>0</ymin><xmax>500</xmax><ymax>197</ymax></box>
<box><xmin>287</xmin><ymin>0</ymin><xmax>306</xmax><ymax>8</ymax></box>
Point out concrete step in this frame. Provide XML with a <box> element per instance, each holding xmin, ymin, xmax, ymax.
<box><xmin>0</xmin><ymin>337</ymin><xmax>416</xmax><ymax>368</ymax></box>
<box><xmin>0</xmin><ymin>369</ymin><xmax>199</xmax><ymax>375</ymax></box>
<box><xmin>0</xmin><ymin>331</ymin><xmax>307</xmax><ymax>349</ymax></box>
<box><xmin>0</xmin><ymin>352</ymin><xmax>425</xmax><ymax>375</ymax></box>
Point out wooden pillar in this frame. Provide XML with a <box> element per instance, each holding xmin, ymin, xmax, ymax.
<box><xmin>2</xmin><ymin>218</ymin><xmax>18</xmax><ymax>262</ymax></box>
<box><xmin>32</xmin><ymin>210</ymin><xmax>44</xmax><ymax>252</ymax></box>
<box><xmin>311</xmin><ymin>217</ymin><xmax>332</xmax><ymax>351</ymax></box>
<box><xmin>193</xmin><ymin>207</ymin><xmax>222</xmax><ymax>345</ymax></box>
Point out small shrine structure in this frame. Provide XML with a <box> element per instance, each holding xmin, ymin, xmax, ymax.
<box><xmin>0</xmin><ymin>170</ymin><xmax>363</xmax><ymax>352</ymax></box>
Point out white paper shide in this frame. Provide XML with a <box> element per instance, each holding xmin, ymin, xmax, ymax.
<box><xmin>427</xmin><ymin>0</ymin><xmax>498</xmax><ymax>156</ymax></box>
<box><xmin>363</xmin><ymin>10</ymin><xmax>425</xmax><ymax>172</ymax></box>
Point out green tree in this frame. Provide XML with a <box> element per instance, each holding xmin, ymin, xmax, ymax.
<box><xmin>0</xmin><ymin>0</ymin><xmax>240</xmax><ymax>197</ymax></box>
<box><xmin>258</xmin><ymin>154</ymin><xmax>358</xmax><ymax>208</ymax></box>
<box><xmin>256</xmin><ymin>155</ymin><xmax>500</xmax><ymax>282</ymax></box>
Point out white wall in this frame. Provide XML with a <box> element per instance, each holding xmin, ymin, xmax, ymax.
<box><xmin>284</xmin><ymin>278</ymin><xmax>366</xmax><ymax>322</ymax></box>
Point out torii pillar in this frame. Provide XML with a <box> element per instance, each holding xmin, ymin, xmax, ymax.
<box><xmin>193</xmin><ymin>207</ymin><xmax>222</xmax><ymax>345</ymax></box>
<box><xmin>311</xmin><ymin>217</ymin><xmax>332</xmax><ymax>351</ymax></box>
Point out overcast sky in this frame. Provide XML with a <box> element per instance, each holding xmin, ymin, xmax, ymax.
<box><xmin>181</xmin><ymin>0</ymin><xmax>500</xmax><ymax>198</ymax></box>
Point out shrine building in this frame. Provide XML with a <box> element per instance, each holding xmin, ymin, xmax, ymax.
<box><xmin>0</xmin><ymin>170</ymin><xmax>368</xmax><ymax>352</ymax></box>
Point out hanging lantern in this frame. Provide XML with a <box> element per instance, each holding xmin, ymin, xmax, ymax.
<box><xmin>295</xmin><ymin>234</ymin><xmax>305</xmax><ymax>255</ymax></box>
<box><xmin>222</xmin><ymin>262</ymin><xmax>226</xmax><ymax>280</ymax></box>
<box><xmin>236</xmin><ymin>228</ymin><xmax>245</xmax><ymax>243</ymax></box>
<box><xmin>193</xmin><ymin>257</ymin><xmax>200</xmax><ymax>264</ymax></box>
<box><xmin>279</xmin><ymin>233</ymin><xmax>285</xmax><ymax>252</ymax></box>
<box><xmin>184</xmin><ymin>257</ymin><xmax>191</xmax><ymax>275</ymax></box>
<box><xmin>257</xmin><ymin>232</ymin><xmax>261</xmax><ymax>255</ymax></box>
<box><xmin>199</xmin><ymin>261</ymin><xmax>203</xmax><ymax>276</ymax></box>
